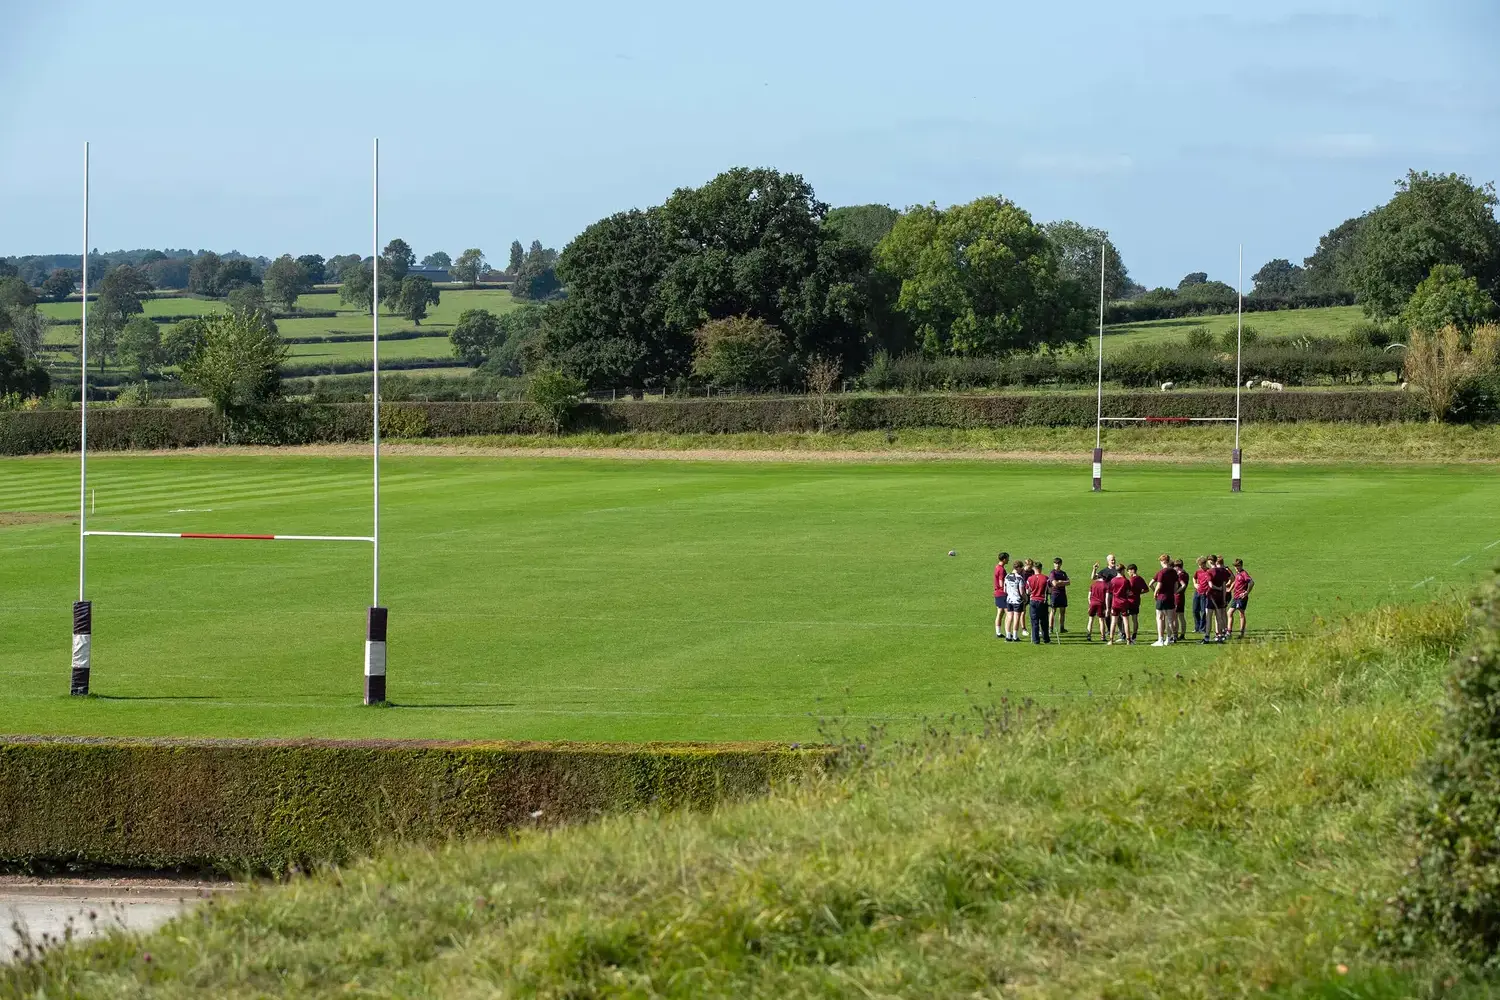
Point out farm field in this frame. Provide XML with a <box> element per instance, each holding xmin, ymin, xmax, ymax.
<box><xmin>2</xmin><ymin>453</ymin><xmax>1497</xmax><ymax>743</ymax></box>
<box><xmin>36</xmin><ymin>287</ymin><xmax>513</xmax><ymax>372</ymax></box>
<box><xmin>1101</xmin><ymin>304</ymin><xmax>1367</xmax><ymax>353</ymax></box>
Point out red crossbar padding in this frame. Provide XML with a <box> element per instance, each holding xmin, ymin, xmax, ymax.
<box><xmin>180</xmin><ymin>533</ymin><xmax>276</xmax><ymax>540</ymax></box>
<box><xmin>1144</xmin><ymin>416</ymin><xmax>1192</xmax><ymax>423</ymax></box>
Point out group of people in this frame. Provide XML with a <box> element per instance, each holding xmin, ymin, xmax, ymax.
<box><xmin>993</xmin><ymin>552</ymin><xmax>1254</xmax><ymax>646</ymax></box>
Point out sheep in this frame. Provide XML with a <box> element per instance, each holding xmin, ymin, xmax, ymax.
<box><xmin>1160</xmin><ymin>381</ymin><xmax>1175</xmax><ymax>391</ymax></box>
<box><xmin>1398</xmin><ymin>381</ymin><xmax>1409</xmax><ymax>391</ymax></box>
<box><xmin>1266</xmin><ymin>381</ymin><xmax>1284</xmax><ymax>392</ymax></box>
<box><xmin>1245</xmin><ymin>378</ymin><xmax>1256</xmax><ymax>388</ymax></box>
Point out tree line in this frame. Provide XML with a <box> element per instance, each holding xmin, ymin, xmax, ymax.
<box><xmin>441</xmin><ymin>167</ymin><xmax>1500</xmax><ymax>394</ymax></box>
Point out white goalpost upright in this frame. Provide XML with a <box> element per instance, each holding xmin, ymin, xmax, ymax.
<box><xmin>1091</xmin><ymin>239</ymin><xmax>1246</xmax><ymax>494</ymax></box>
<box><xmin>70</xmin><ymin>141</ymin><xmax>389</xmax><ymax>705</ymax></box>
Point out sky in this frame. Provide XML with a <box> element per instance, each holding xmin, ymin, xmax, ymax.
<box><xmin>2</xmin><ymin>0</ymin><xmax>1497</xmax><ymax>288</ymax></box>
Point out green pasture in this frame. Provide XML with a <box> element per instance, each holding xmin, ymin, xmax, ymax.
<box><xmin>2</xmin><ymin>454</ymin><xmax>1496</xmax><ymax>743</ymax></box>
<box><xmin>285</xmin><ymin>334</ymin><xmax>454</xmax><ymax>362</ymax></box>
<box><xmin>1101</xmin><ymin>304</ymin><xmax>1367</xmax><ymax>353</ymax></box>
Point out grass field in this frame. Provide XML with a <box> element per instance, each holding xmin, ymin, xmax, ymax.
<box><xmin>3</xmin><ymin>453</ymin><xmax>1497</xmax><ymax>743</ymax></box>
<box><xmin>36</xmin><ymin>287</ymin><xmax>513</xmax><ymax>373</ymax></box>
<box><xmin>1101</xmin><ymin>304</ymin><xmax>1368</xmax><ymax>353</ymax></box>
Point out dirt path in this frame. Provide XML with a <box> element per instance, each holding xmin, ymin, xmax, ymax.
<box><xmin>0</xmin><ymin>877</ymin><xmax>235</xmax><ymax>962</ymax></box>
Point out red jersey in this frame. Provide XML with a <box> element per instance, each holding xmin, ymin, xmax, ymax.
<box><xmin>1152</xmin><ymin>567</ymin><xmax>1178</xmax><ymax>597</ymax></box>
<box><xmin>1232</xmin><ymin>571</ymin><xmax>1254</xmax><ymax>599</ymax></box>
<box><xmin>1194</xmin><ymin>569</ymin><xmax>1212</xmax><ymax>595</ymax></box>
<box><xmin>994</xmin><ymin>563</ymin><xmax>1006</xmax><ymax>598</ymax></box>
<box><xmin>1211</xmin><ymin>565</ymin><xmax>1232</xmax><ymax>594</ymax></box>
<box><xmin>1026</xmin><ymin>572</ymin><xmax>1050</xmax><ymax>602</ymax></box>
<box><xmin>1130</xmin><ymin>575</ymin><xmax>1150</xmax><ymax>604</ymax></box>
<box><xmin>1088</xmin><ymin>579</ymin><xmax>1107</xmax><ymax>606</ymax></box>
<box><xmin>1177</xmin><ymin>567</ymin><xmax>1191</xmax><ymax>592</ymax></box>
<box><xmin>1109</xmin><ymin>574</ymin><xmax>1132</xmax><ymax>607</ymax></box>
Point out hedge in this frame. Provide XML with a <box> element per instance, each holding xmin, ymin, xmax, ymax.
<box><xmin>0</xmin><ymin>736</ymin><xmax>825</xmax><ymax>873</ymax></box>
<box><xmin>863</xmin><ymin>344</ymin><xmax>1403</xmax><ymax>392</ymax></box>
<box><xmin>0</xmin><ymin>392</ymin><xmax>1427</xmax><ymax>454</ymax></box>
<box><xmin>1104</xmin><ymin>290</ymin><xmax>1357</xmax><ymax>324</ymax></box>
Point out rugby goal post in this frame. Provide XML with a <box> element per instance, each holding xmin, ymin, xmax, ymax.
<box><xmin>71</xmin><ymin>139</ymin><xmax>390</xmax><ymax>705</ymax></box>
<box><xmin>1092</xmin><ymin>242</ymin><xmax>1245</xmax><ymax>494</ymax></box>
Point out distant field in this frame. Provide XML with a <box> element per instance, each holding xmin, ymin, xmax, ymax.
<box><xmin>36</xmin><ymin>287</ymin><xmax>514</xmax><ymax>376</ymax></box>
<box><xmin>1101</xmin><ymin>305</ymin><xmax>1368</xmax><ymax>354</ymax></box>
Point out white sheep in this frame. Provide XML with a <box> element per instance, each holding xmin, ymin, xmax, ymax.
<box><xmin>1398</xmin><ymin>382</ymin><xmax>1409</xmax><ymax>391</ymax></box>
<box><xmin>1246</xmin><ymin>378</ymin><xmax>1256</xmax><ymax>388</ymax></box>
<box><xmin>1160</xmin><ymin>381</ymin><xmax>1175</xmax><ymax>391</ymax></box>
<box><xmin>1267</xmin><ymin>381</ymin><xmax>1284</xmax><ymax>392</ymax></box>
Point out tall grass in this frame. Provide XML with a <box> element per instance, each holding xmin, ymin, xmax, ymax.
<box><xmin>8</xmin><ymin>595</ymin><xmax>1496</xmax><ymax>997</ymax></box>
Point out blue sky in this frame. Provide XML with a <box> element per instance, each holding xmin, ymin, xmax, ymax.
<box><xmin>2</xmin><ymin>0</ymin><xmax>1496</xmax><ymax>287</ymax></box>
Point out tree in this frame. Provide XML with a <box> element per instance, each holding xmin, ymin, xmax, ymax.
<box><xmin>188</xmin><ymin>252</ymin><xmax>223</xmax><ymax>296</ymax></box>
<box><xmin>512</xmin><ymin>242</ymin><xmax>560</xmax><ymax>300</ymax></box>
<box><xmin>227</xmin><ymin>283</ymin><xmax>271</xmax><ymax>320</ymax></box>
<box><xmin>0</xmin><ymin>331</ymin><xmax>49</xmax><ymax>398</ymax></box>
<box><xmin>1178</xmin><ymin>272</ymin><xmax>1209</xmax><ymax>289</ymax></box>
<box><xmin>484</xmin><ymin>305</ymin><xmax>549</xmax><ymax>376</ymax></box>
<box><xmin>1354</xmin><ymin>171</ymin><xmax>1500</xmax><ymax>319</ymax></box>
<box><xmin>117</xmin><ymin>314</ymin><xmax>163</xmax><ymax>378</ymax></box>
<box><xmin>214</xmin><ymin>259</ymin><xmax>257</xmax><ymax>293</ymax></box>
<box><xmin>824</xmin><ymin>205</ymin><xmax>900</xmax><ymax>249</ymax></box>
<box><xmin>180</xmin><ymin>310</ymin><xmax>288</xmax><ymax>422</ymax></box>
<box><xmin>339</xmin><ymin>260</ymin><xmax>374</xmax><ymax>313</ymax></box>
<box><xmin>296</xmin><ymin>254</ymin><xmax>326</xmax><ymax>284</ymax></box>
<box><xmin>690</xmin><ymin>315</ymin><xmax>790</xmax><ymax>391</ymax></box>
<box><xmin>382</xmin><ymin>239</ymin><xmax>415</xmax><ymax>283</ymax></box>
<box><xmin>449</xmin><ymin>307</ymin><xmax>502</xmax><ymax>364</ymax></box>
<box><xmin>395</xmin><ymin>276</ymin><xmax>440</xmax><ymax>324</ymax></box>
<box><xmin>1302</xmin><ymin>215</ymin><xmax>1366</xmax><ymax>294</ymax></box>
<box><xmin>87</xmin><ymin>265</ymin><xmax>153</xmax><ymax>366</ymax></box>
<box><xmin>262</xmin><ymin>255</ymin><xmax>312</xmax><ymax>312</ymax></box>
<box><xmin>508</xmin><ymin>240</ymin><xmax>525</xmax><ymax>274</ymax></box>
<box><xmin>1401</xmin><ymin>265</ymin><xmax>1496</xmax><ymax>333</ymax></box>
<box><xmin>1251</xmin><ymin>258</ymin><xmax>1305</xmax><ymax>297</ymax></box>
<box><xmin>41</xmin><ymin>269</ymin><xmax>76</xmax><ymax>302</ymax></box>
<box><xmin>876</xmin><ymin>195</ymin><xmax>1089</xmax><ymax>356</ymax></box>
<box><xmin>1042</xmin><ymin>221</ymin><xmax>1131</xmax><ymax>302</ymax></box>
<box><xmin>1403</xmin><ymin>323</ymin><xmax>1500</xmax><ymax>422</ymax></box>
<box><xmin>0</xmin><ymin>276</ymin><xmax>37</xmax><ymax>311</ymax></box>
<box><xmin>526</xmin><ymin>368</ymin><xmax>586</xmax><ymax>432</ymax></box>
<box><xmin>325</xmin><ymin>254</ymin><xmax>362</xmax><ymax>283</ymax></box>
<box><xmin>420</xmin><ymin>251</ymin><xmax>451</xmax><ymax>268</ymax></box>
<box><xmin>162</xmin><ymin>317</ymin><xmax>210</xmax><ymax>367</ymax></box>
<box><xmin>2</xmin><ymin>303</ymin><xmax>49</xmax><ymax>358</ymax></box>
<box><xmin>451</xmin><ymin>248</ymin><xmax>485</xmax><ymax>288</ymax></box>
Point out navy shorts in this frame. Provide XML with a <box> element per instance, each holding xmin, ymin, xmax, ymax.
<box><xmin>1050</xmin><ymin>593</ymin><xmax>1067</xmax><ymax>608</ymax></box>
<box><xmin>996</xmin><ymin>596</ymin><xmax>1006</xmax><ymax>608</ymax></box>
<box><xmin>1009</xmin><ymin>600</ymin><xmax>1025</xmax><ymax>613</ymax></box>
<box><xmin>1231</xmin><ymin>597</ymin><xmax>1249</xmax><ymax>611</ymax></box>
<box><xmin>1155</xmin><ymin>598</ymin><xmax>1174</xmax><ymax>612</ymax></box>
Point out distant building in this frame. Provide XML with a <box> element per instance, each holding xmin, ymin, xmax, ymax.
<box><xmin>406</xmin><ymin>265</ymin><xmax>450</xmax><ymax>282</ymax></box>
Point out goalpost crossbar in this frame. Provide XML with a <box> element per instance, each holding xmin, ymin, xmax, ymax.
<box><xmin>83</xmin><ymin>531</ymin><xmax>375</xmax><ymax>542</ymax></box>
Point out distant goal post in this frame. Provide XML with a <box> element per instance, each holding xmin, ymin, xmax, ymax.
<box><xmin>1089</xmin><ymin>241</ymin><xmax>1247</xmax><ymax>494</ymax></box>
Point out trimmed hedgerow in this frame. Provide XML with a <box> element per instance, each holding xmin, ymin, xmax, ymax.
<box><xmin>0</xmin><ymin>736</ymin><xmax>826</xmax><ymax>874</ymax></box>
<box><xmin>0</xmin><ymin>392</ymin><xmax>1428</xmax><ymax>454</ymax></box>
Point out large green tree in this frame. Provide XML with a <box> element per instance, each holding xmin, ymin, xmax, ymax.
<box><xmin>396</xmin><ymin>276</ymin><xmax>440</xmax><ymax>324</ymax></box>
<box><xmin>451</xmin><ymin>248</ymin><xmax>485</xmax><ymax>287</ymax></box>
<box><xmin>421</xmin><ymin>251</ymin><xmax>451</xmax><ymax>269</ymax></box>
<box><xmin>1353</xmin><ymin>171</ymin><xmax>1500</xmax><ymax>319</ymax></box>
<box><xmin>263</xmin><ymin>255</ymin><xmax>312</xmax><ymax>312</ymax></box>
<box><xmin>1302</xmin><ymin>215</ymin><xmax>1366</xmax><ymax>294</ymax></box>
<box><xmin>296</xmin><ymin>254</ymin><xmax>326</xmax><ymax>284</ymax></box>
<box><xmin>1251</xmin><ymin>258</ymin><xmax>1305</xmax><ymax>297</ymax></box>
<box><xmin>876</xmin><ymin>196</ymin><xmax>1088</xmax><ymax>355</ymax></box>
<box><xmin>1400</xmin><ymin>264</ymin><xmax>1496</xmax><ymax>333</ymax></box>
<box><xmin>382</xmin><ymin>239</ymin><xmax>415</xmax><ymax>283</ymax></box>
<box><xmin>449</xmin><ymin>307</ymin><xmax>502</xmax><ymax>364</ymax></box>
<box><xmin>512</xmin><ymin>242</ymin><xmax>560</xmax><ymax>300</ymax></box>
<box><xmin>117</xmin><ymin>314</ymin><xmax>163</xmax><ymax>378</ymax></box>
<box><xmin>339</xmin><ymin>260</ymin><xmax>374</xmax><ymax>313</ymax></box>
<box><xmin>824</xmin><ymin>205</ymin><xmax>900</xmax><ymax>250</ymax></box>
<box><xmin>40</xmin><ymin>269</ymin><xmax>76</xmax><ymax>302</ymax></box>
<box><xmin>508</xmin><ymin>240</ymin><xmax>525</xmax><ymax>274</ymax></box>
<box><xmin>180</xmin><ymin>310</ymin><xmax>287</xmax><ymax>422</ymax></box>
<box><xmin>1042</xmin><ymin>221</ymin><xmax>1130</xmax><ymax>303</ymax></box>
<box><xmin>88</xmin><ymin>265</ymin><xmax>153</xmax><ymax>366</ymax></box>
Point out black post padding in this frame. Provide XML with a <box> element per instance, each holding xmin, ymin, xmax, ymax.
<box><xmin>367</xmin><ymin>606</ymin><xmax>388</xmax><ymax>642</ymax></box>
<box><xmin>71</xmin><ymin>600</ymin><xmax>91</xmax><ymax>696</ymax></box>
<box><xmin>365</xmin><ymin>674</ymin><xmax>386</xmax><ymax>704</ymax></box>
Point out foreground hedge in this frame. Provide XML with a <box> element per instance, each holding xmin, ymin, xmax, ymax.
<box><xmin>0</xmin><ymin>736</ymin><xmax>823</xmax><ymax>873</ymax></box>
<box><xmin>0</xmin><ymin>391</ymin><xmax>1427</xmax><ymax>453</ymax></box>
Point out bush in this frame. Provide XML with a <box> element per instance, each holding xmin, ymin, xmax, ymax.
<box><xmin>1104</xmin><ymin>289</ymin><xmax>1356</xmax><ymax>324</ymax></box>
<box><xmin>691</xmin><ymin>315</ymin><xmax>792</xmax><ymax>391</ymax></box>
<box><xmin>1185</xmin><ymin>327</ymin><xmax>1214</xmax><ymax>351</ymax></box>
<box><xmin>527</xmin><ymin>369</ymin><xmax>586</xmax><ymax>431</ymax></box>
<box><xmin>1389</xmin><ymin>576</ymin><xmax>1500</xmax><ymax>963</ymax></box>
<box><xmin>0</xmin><ymin>736</ymin><xmax>825</xmax><ymax>874</ymax></box>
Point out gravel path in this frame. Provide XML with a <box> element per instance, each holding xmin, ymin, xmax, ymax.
<box><xmin>1</xmin><ymin>877</ymin><xmax>234</xmax><ymax>962</ymax></box>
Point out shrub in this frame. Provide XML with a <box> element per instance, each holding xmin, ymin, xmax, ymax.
<box><xmin>528</xmin><ymin>368</ymin><xmax>586</xmax><ymax>432</ymax></box>
<box><xmin>1403</xmin><ymin>323</ymin><xmax>1500</xmax><ymax>421</ymax></box>
<box><xmin>1185</xmin><ymin>327</ymin><xmax>1214</xmax><ymax>351</ymax></box>
<box><xmin>1389</xmin><ymin>576</ymin><xmax>1500</xmax><ymax>962</ymax></box>
<box><xmin>691</xmin><ymin>316</ymin><xmax>792</xmax><ymax>391</ymax></box>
